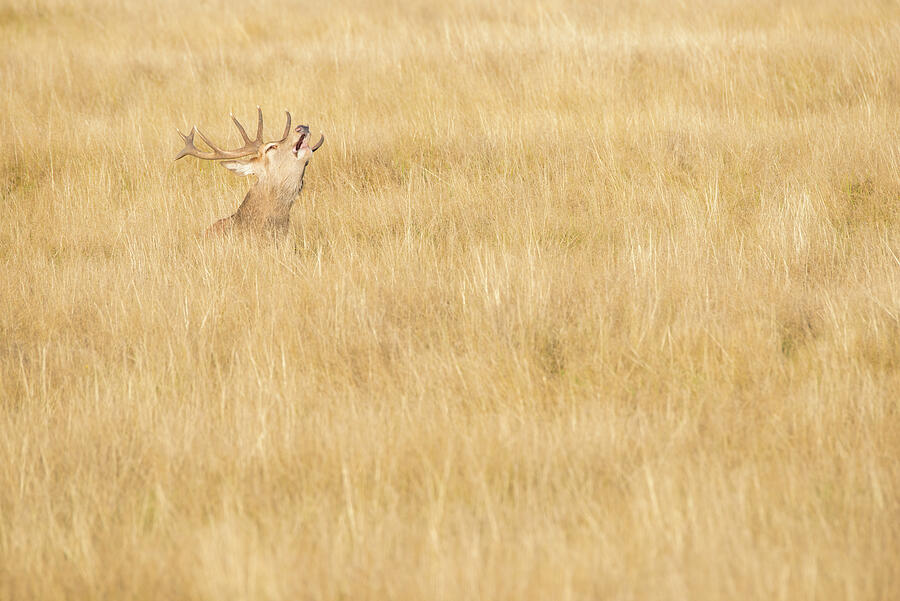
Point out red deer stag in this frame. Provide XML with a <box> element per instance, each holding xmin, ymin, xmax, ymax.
<box><xmin>175</xmin><ymin>108</ymin><xmax>324</xmax><ymax>238</ymax></box>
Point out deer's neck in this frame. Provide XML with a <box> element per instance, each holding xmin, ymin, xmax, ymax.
<box><xmin>232</xmin><ymin>169</ymin><xmax>306</xmax><ymax>233</ymax></box>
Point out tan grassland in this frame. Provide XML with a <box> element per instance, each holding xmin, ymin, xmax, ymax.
<box><xmin>1</xmin><ymin>0</ymin><xmax>899</xmax><ymax>599</ymax></box>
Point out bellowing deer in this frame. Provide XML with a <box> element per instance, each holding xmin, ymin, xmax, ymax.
<box><xmin>175</xmin><ymin>108</ymin><xmax>324</xmax><ymax>238</ymax></box>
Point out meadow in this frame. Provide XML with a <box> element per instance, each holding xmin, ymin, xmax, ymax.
<box><xmin>1</xmin><ymin>0</ymin><xmax>899</xmax><ymax>599</ymax></box>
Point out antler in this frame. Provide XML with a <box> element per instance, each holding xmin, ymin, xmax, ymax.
<box><xmin>278</xmin><ymin>110</ymin><xmax>292</xmax><ymax>143</ymax></box>
<box><xmin>175</xmin><ymin>107</ymin><xmax>291</xmax><ymax>161</ymax></box>
<box><xmin>311</xmin><ymin>134</ymin><xmax>325</xmax><ymax>152</ymax></box>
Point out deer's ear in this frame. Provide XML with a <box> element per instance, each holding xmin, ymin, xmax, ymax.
<box><xmin>220</xmin><ymin>158</ymin><xmax>259</xmax><ymax>177</ymax></box>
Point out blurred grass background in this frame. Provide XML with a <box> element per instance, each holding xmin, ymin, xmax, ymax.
<box><xmin>1</xmin><ymin>0</ymin><xmax>899</xmax><ymax>599</ymax></box>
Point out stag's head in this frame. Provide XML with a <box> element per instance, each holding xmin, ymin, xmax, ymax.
<box><xmin>175</xmin><ymin>107</ymin><xmax>324</xmax><ymax>193</ymax></box>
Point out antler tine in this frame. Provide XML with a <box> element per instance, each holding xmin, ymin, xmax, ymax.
<box><xmin>279</xmin><ymin>110</ymin><xmax>292</xmax><ymax>143</ymax></box>
<box><xmin>255</xmin><ymin>106</ymin><xmax>264</xmax><ymax>144</ymax></box>
<box><xmin>195</xmin><ymin>128</ymin><xmax>227</xmax><ymax>155</ymax></box>
<box><xmin>174</xmin><ymin>127</ymin><xmax>217</xmax><ymax>161</ymax></box>
<box><xmin>230</xmin><ymin>113</ymin><xmax>252</xmax><ymax>145</ymax></box>
<box><xmin>311</xmin><ymin>134</ymin><xmax>325</xmax><ymax>152</ymax></box>
<box><xmin>174</xmin><ymin>128</ymin><xmax>191</xmax><ymax>161</ymax></box>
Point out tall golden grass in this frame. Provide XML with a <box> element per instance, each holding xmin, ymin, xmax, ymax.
<box><xmin>1</xmin><ymin>0</ymin><xmax>899</xmax><ymax>598</ymax></box>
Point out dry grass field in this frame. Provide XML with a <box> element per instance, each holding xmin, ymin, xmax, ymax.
<box><xmin>1</xmin><ymin>0</ymin><xmax>899</xmax><ymax>599</ymax></box>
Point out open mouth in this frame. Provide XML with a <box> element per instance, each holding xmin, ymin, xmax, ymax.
<box><xmin>293</xmin><ymin>125</ymin><xmax>310</xmax><ymax>155</ymax></box>
<box><xmin>293</xmin><ymin>133</ymin><xmax>307</xmax><ymax>154</ymax></box>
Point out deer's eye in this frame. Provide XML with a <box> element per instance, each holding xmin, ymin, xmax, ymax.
<box><xmin>264</xmin><ymin>143</ymin><xmax>278</xmax><ymax>153</ymax></box>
